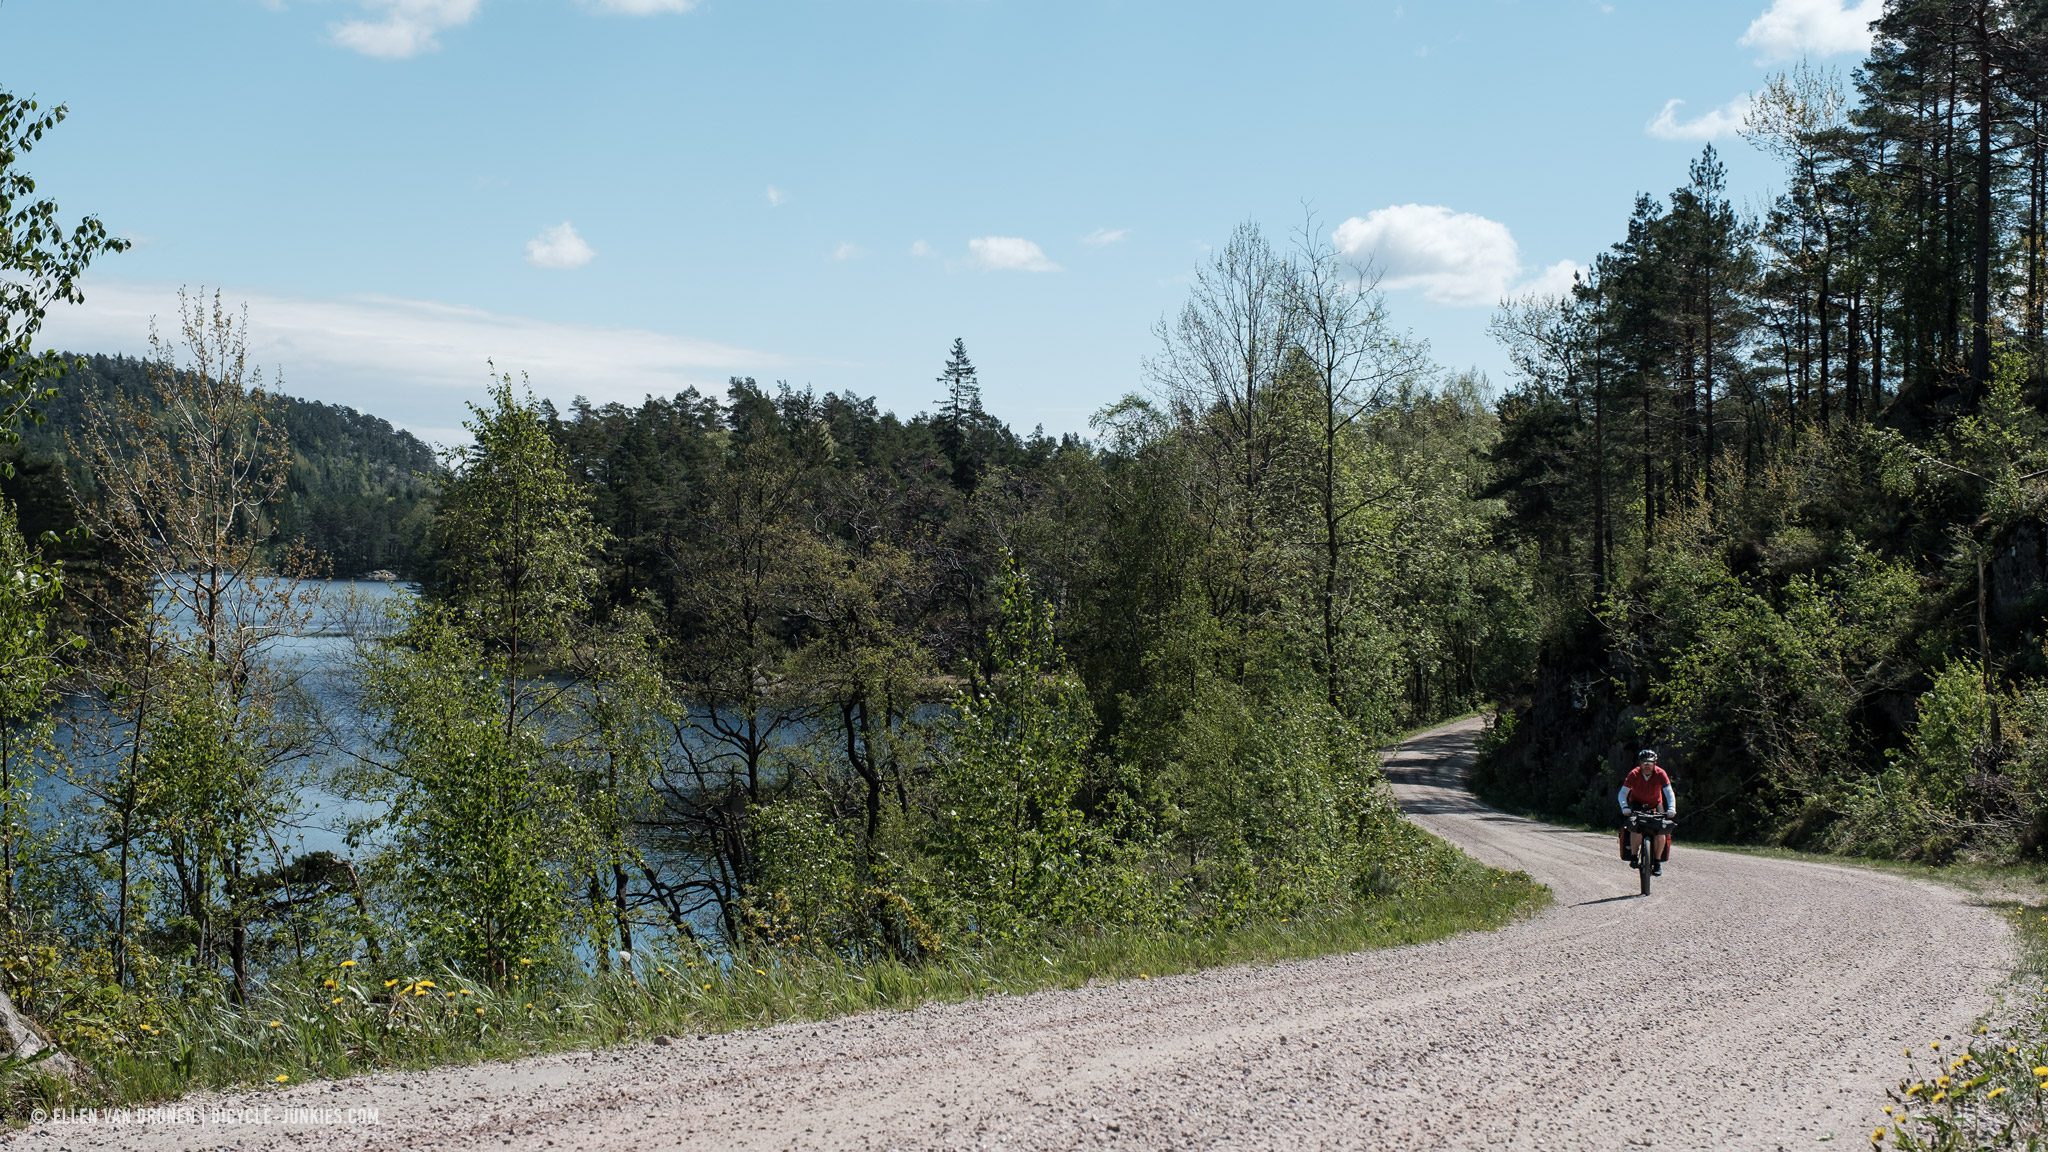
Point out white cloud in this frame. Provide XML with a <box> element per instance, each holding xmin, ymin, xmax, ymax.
<box><xmin>1740</xmin><ymin>0</ymin><xmax>1881</xmax><ymax>62</ymax></box>
<box><xmin>765</xmin><ymin>185</ymin><xmax>787</xmax><ymax>207</ymax></box>
<box><xmin>578</xmin><ymin>0</ymin><xmax>698</xmax><ymax>12</ymax></box>
<box><xmin>831</xmin><ymin>242</ymin><xmax>861</xmax><ymax>261</ymax></box>
<box><xmin>1646</xmin><ymin>94</ymin><xmax>1754</xmax><ymax>141</ymax></box>
<box><xmin>1510</xmin><ymin>260</ymin><xmax>1584</xmax><ymax>302</ymax></box>
<box><xmin>1082</xmin><ymin>228</ymin><xmax>1128</xmax><ymax>247</ymax></box>
<box><xmin>329</xmin><ymin>0</ymin><xmax>693</xmax><ymax>58</ymax></box>
<box><xmin>968</xmin><ymin>236</ymin><xmax>1060</xmax><ymax>273</ymax></box>
<box><xmin>38</xmin><ymin>280</ymin><xmax>781</xmax><ymax>446</ymax></box>
<box><xmin>1332</xmin><ymin>205</ymin><xmax>1522</xmax><ymax>307</ymax></box>
<box><xmin>330</xmin><ymin>0</ymin><xmax>479</xmax><ymax>59</ymax></box>
<box><xmin>525</xmin><ymin>221</ymin><xmax>594</xmax><ymax>269</ymax></box>
<box><xmin>910</xmin><ymin>240</ymin><xmax>934</xmax><ymax>259</ymax></box>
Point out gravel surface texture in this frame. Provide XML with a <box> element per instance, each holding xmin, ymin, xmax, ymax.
<box><xmin>9</xmin><ymin>717</ymin><xmax>2016</xmax><ymax>1151</ymax></box>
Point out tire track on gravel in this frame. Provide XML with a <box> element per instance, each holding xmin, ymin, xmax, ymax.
<box><xmin>15</xmin><ymin>716</ymin><xmax>2014</xmax><ymax>1151</ymax></box>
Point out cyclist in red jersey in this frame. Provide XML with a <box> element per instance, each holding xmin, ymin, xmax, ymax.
<box><xmin>1617</xmin><ymin>749</ymin><xmax>1675</xmax><ymax>875</ymax></box>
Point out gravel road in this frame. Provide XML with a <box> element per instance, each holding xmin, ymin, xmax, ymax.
<box><xmin>13</xmin><ymin>717</ymin><xmax>2016</xmax><ymax>1151</ymax></box>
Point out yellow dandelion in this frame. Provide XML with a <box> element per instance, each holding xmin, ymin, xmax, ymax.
<box><xmin>274</xmin><ymin>1074</ymin><xmax>289</xmax><ymax>1084</ymax></box>
<box><xmin>518</xmin><ymin>958</ymin><xmax>534</xmax><ymax>966</ymax></box>
<box><xmin>322</xmin><ymin>979</ymin><xmax>337</xmax><ymax>990</ymax></box>
<box><xmin>1988</xmin><ymin>1086</ymin><xmax>2009</xmax><ymax>1100</ymax></box>
<box><xmin>1932</xmin><ymin>1041</ymin><xmax>1942</xmax><ymax>1051</ymax></box>
<box><xmin>340</xmin><ymin>959</ymin><xmax>357</xmax><ymax>968</ymax></box>
<box><xmin>460</xmin><ymin>988</ymin><xmax>473</xmax><ymax>996</ymax></box>
<box><xmin>330</xmin><ymin>996</ymin><xmax>343</xmax><ymax>1005</ymax></box>
<box><xmin>475</xmin><ymin>1007</ymin><xmax>484</xmax><ymax>1016</ymax></box>
<box><xmin>1906</xmin><ymin>1083</ymin><xmax>1925</xmax><ymax>1096</ymax></box>
<box><xmin>1937</xmin><ymin>1076</ymin><xmax>1951</xmax><ymax>1088</ymax></box>
<box><xmin>267</xmin><ymin>1020</ymin><xmax>282</xmax><ymax>1029</ymax></box>
<box><xmin>383</xmin><ymin>978</ymin><xmax>400</xmax><ymax>989</ymax></box>
<box><xmin>702</xmin><ymin>982</ymin><xmax>712</xmax><ymax>991</ymax></box>
<box><xmin>1932</xmin><ymin>1091</ymin><xmax>1947</xmax><ymax>1104</ymax></box>
<box><xmin>414</xmin><ymin>988</ymin><xmax>430</xmax><ymax>998</ymax></box>
<box><xmin>1871</xmin><ymin>1130</ymin><xmax>1885</xmax><ymax>1145</ymax></box>
<box><xmin>2033</xmin><ymin>1065</ymin><xmax>2048</xmax><ymax>1078</ymax></box>
<box><xmin>417</xmin><ymin>979</ymin><xmax>436</xmax><ymax>990</ymax></box>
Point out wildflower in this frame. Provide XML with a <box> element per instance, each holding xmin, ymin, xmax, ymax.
<box><xmin>267</xmin><ymin>1020</ymin><xmax>282</xmax><ymax>1029</ymax></box>
<box><xmin>1931</xmin><ymin>1041</ymin><xmax>1942</xmax><ymax>1051</ymax></box>
<box><xmin>474</xmin><ymin>1007</ymin><xmax>484</xmax><ymax>1016</ymax></box>
<box><xmin>518</xmin><ymin>958</ymin><xmax>534</xmax><ymax>967</ymax></box>
<box><xmin>1988</xmin><ymin>1086</ymin><xmax>2009</xmax><ymax>1100</ymax></box>
<box><xmin>340</xmin><ymin>960</ymin><xmax>357</xmax><ymax>969</ymax></box>
<box><xmin>753</xmin><ymin>968</ymin><xmax>766</xmax><ymax>976</ymax></box>
<box><xmin>2034</xmin><ymin>1066</ymin><xmax>2048</xmax><ymax>1078</ymax></box>
<box><xmin>1937</xmin><ymin>1076</ymin><xmax>1951</xmax><ymax>1088</ymax></box>
<box><xmin>459</xmin><ymin>989</ymin><xmax>473</xmax><ymax>996</ymax></box>
<box><xmin>1932</xmin><ymin>1091</ymin><xmax>1947</xmax><ymax>1104</ymax></box>
<box><xmin>323</xmin><ymin>979</ymin><xmax>337</xmax><ymax>990</ymax></box>
<box><xmin>1871</xmin><ymin>1130</ymin><xmax>1884</xmax><ymax>1145</ymax></box>
<box><xmin>1906</xmin><ymin>1083</ymin><xmax>1925</xmax><ymax>1096</ymax></box>
<box><xmin>417</xmin><ymin>979</ymin><xmax>436</xmax><ymax>990</ymax></box>
<box><xmin>330</xmin><ymin>997</ymin><xmax>343</xmax><ymax>1005</ymax></box>
<box><xmin>702</xmin><ymin>983</ymin><xmax>711</xmax><ymax>991</ymax></box>
<box><xmin>383</xmin><ymin>978</ymin><xmax>400</xmax><ymax>989</ymax></box>
<box><xmin>274</xmin><ymin>1074</ymin><xmax>289</xmax><ymax>1084</ymax></box>
<box><xmin>1882</xmin><ymin>1107</ymin><xmax>1893</xmax><ymax>1116</ymax></box>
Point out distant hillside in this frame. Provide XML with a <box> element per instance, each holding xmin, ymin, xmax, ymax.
<box><xmin>16</xmin><ymin>353</ymin><xmax>441</xmax><ymax>578</ymax></box>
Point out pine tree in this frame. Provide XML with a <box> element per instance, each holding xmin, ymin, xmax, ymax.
<box><xmin>935</xmin><ymin>337</ymin><xmax>985</xmax><ymax>490</ymax></box>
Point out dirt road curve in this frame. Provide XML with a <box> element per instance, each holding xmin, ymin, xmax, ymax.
<box><xmin>13</xmin><ymin>717</ymin><xmax>2016</xmax><ymax>1152</ymax></box>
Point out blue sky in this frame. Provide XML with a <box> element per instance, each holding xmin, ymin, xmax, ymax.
<box><xmin>3</xmin><ymin>0</ymin><xmax>1879</xmax><ymax>444</ymax></box>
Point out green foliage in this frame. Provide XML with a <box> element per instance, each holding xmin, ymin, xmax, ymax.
<box><xmin>0</xmin><ymin>92</ymin><xmax>129</xmax><ymax>444</ymax></box>
<box><xmin>925</xmin><ymin>562</ymin><xmax>1153</xmax><ymax>938</ymax></box>
<box><xmin>360</xmin><ymin>604</ymin><xmax>585</xmax><ymax>983</ymax></box>
<box><xmin>1824</xmin><ymin>662</ymin><xmax>1990</xmax><ymax>861</ymax></box>
<box><xmin>433</xmin><ymin>373</ymin><xmax>605</xmax><ymax>669</ymax></box>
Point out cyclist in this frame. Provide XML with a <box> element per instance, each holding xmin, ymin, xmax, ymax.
<box><xmin>1617</xmin><ymin>749</ymin><xmax>1675</xmax><ymax>875</ymax></box>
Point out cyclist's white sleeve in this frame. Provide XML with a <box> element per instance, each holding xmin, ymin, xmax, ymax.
<box><xmin>1662</xmin><ymin>784</ymin><xmax>1676</xmax><ymax>816</ymax></box>
<box><xmin>1617</xmin><ymin>785</ymin><xmax>1630</xmax><ymax>813</ymax></box>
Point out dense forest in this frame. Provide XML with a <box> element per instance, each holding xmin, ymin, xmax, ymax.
<box><xmin>1474</xmin><ymin>0</ymin><xmax>2048</xmax><ymax>860</ymax></box>
<box><xmin>7</xmin><ymin>351</ymin><xmax>440</xmax><ymax>578</ymax></box>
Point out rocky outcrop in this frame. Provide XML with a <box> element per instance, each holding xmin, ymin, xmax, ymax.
<box><xmin>0</xmin><ymin>987</ymin><xmax>83</xmax><ymax>1082</ymax></box>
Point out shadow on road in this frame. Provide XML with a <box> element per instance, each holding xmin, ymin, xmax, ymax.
<box><xmin>1571</xmin><ymin>893</ymin><xmax>1646</xmax><ymax>907</ymax></box>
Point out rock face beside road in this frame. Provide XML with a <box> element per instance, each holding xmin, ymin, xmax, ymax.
<box><xmin>18</xmin><ymin>718</ymin><xmax>2014</xmax><ymax>1151</ymax></box>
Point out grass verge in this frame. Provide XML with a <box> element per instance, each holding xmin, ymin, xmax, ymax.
<box><xmin>17</xmin><ymin>844</ymin><xmax>1547</xmax><ymax>1114</ymax></box>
